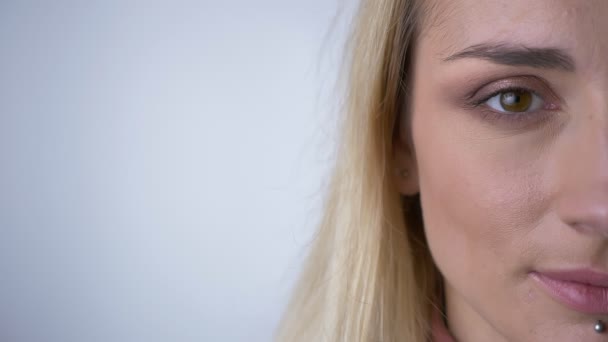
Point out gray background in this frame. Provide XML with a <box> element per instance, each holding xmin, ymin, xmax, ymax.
<box><xmin>0</xmin><ymin>1</ymin><xmax>353</xmax><ymax>341</ymax></box>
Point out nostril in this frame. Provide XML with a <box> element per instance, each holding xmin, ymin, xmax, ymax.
<box><xmin>557</xmin><ymin>192</ymin><xmax>608</xmax><ymax>238</ymax></box>
<box><xmin>571</xmin><ymin>221</ymin><xmax>608</xmax><ymax>239</ymax></box>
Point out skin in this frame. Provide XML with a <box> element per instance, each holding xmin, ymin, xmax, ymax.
<box><xmin>394</xmin><ymin>0</ymin><xmax>608</xmax><ymax>341</ymax></box>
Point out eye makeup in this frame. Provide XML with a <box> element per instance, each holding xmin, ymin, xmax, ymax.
<box><xmin>461</xmin><ymin>75</ymin><xmax>562</xmax><ymax>129</ymax></box>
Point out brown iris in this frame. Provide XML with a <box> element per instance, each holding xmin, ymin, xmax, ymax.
<box><xmin>500</xmin><ymin>90</ymin><xmax>533</xmax><ymax>112</ymax></box>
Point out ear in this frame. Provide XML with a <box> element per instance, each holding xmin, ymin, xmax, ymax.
<box><xmin>393</xmin><ymin>135</ymin><xmax>419</xmax><ymax>196</ymax></box>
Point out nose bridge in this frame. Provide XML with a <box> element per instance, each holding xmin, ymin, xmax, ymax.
<box><xmin>556</xmin><ymin>95</ymin><xmax>608</xmax><ymax>237</ymax></box>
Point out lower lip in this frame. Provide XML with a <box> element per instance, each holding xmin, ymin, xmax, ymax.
<box><xmin>531</xmin><ymin>272</ymin><xmax>608</xmax><ymax>314</ymax></box>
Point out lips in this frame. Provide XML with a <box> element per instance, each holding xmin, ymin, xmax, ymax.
<box><xmin>531</xmin><ymin>269</ymin><xmax>608</xmax><ymax>314</ymax></box>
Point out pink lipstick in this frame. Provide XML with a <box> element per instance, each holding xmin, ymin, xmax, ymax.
<box><xmin>531</xmin><ymin>269</ymin><xmax>608</xmax><ymax>314</ymax></box>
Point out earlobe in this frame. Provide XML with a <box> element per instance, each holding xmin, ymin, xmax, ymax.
<box><xmin>393</xmin><ymin>137</ymin><xmax>420</xmax><ymax>196</ymax></box>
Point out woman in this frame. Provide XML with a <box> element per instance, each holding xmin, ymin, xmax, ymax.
<box><xmin>277</xmin><ymin>0</ymin><xmax>608</xmax><ymax>340</ymax></box>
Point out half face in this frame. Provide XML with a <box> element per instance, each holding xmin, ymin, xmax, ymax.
<box><xmin>401</xmin><ymin>1</ymin><xmax>608</xmax><ymax>341</ymax></box>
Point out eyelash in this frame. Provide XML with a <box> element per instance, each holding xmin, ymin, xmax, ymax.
<box><xmin>469</xmin><ymin>85</ymin><xmax>554</xmax><ymax>127</ymax></box>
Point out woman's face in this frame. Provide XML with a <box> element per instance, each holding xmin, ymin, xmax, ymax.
<box><xmin>402</xmin><ymin>0</ymin><xmax>608</xmax><ymax>340</ymax></box>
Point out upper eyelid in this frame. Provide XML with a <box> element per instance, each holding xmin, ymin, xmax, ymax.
<box><xmin>467</xmin><ymin>76</ymin><xmax>559</xmax><ymax>105</ymax></box>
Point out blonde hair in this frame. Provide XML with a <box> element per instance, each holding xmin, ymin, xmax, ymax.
<box><xmin>277</xmin><ymin>0</ymin><xmax>441</xmax><ymax>341</ymax></box>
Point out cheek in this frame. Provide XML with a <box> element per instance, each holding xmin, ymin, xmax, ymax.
<box><xmin>411</xmin><ymin>111</ymin><xmax>549</xmax><ymax>289</ymax></box>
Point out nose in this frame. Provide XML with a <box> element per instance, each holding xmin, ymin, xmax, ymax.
<box><xmin>556</xmin><ymin>117</ymin><xmax>608</xmax><ymax>238</ymax></box>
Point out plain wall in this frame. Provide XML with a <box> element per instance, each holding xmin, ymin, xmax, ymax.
<box><xmin>0</xmin><ymin>1</ymin><xmax>354</xmax><ymax>341</ymax></box>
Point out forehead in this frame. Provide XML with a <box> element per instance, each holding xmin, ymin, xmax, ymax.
<box><xmin>421</xmin><ymin>0</ymin><xmax>608</xmax><ymax>63</ymax></box>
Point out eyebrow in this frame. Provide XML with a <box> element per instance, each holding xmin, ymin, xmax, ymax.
<box><xmin>443</xmin><ymin>43</ymin><xmax>576</xmax><ymax>71</ymax></box>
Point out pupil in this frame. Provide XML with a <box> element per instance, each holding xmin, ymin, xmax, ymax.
<box><xmin>500</xmin><ymin>90</ymin><xmax>531</xmax><ymax>112</ymax></box>
<box><xmin>503</xmin><ymin>93</ymin><xmax>519</xmax><ymax>105</ymax></box>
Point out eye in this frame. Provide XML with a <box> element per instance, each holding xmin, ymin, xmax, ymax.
<box><xmin>485</xmin><ymin>89</ymin><xmax>544</xmax><ymax>113</ymax></box>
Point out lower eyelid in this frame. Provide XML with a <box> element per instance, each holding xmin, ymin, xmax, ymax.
<box><xmin>475</xmin><ymin>106</ymin><xmax>554</xmax><ymax>129</ymax></box>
